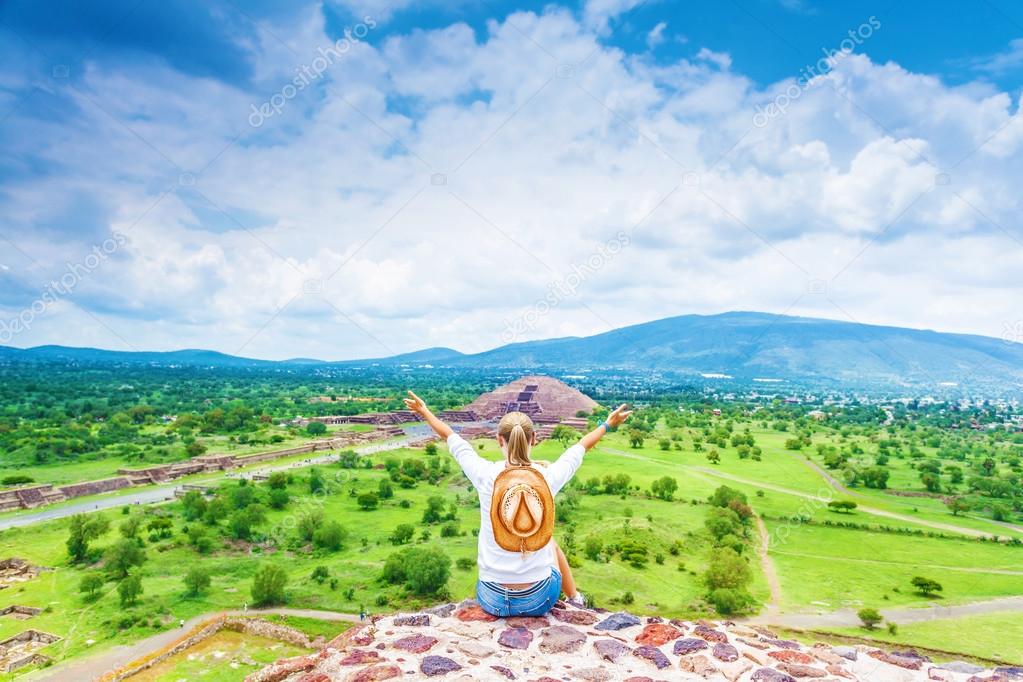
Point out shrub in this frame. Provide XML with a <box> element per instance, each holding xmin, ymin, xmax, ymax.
<box><xmin>357</xmin><ymin>492</ymin><xmax>379</xmax><ymax>510</ymax></box>
<box><xmin>267</xmin><ymin>472</ymin><xmax>289</xmax><ymax>489</ymax></box>
<box><xmin>704</xmin><ymin>547</ymin><xmax>751</xmax><ymax>591</ymax></box>
<box><xmin>268</xmin><ymin>488</ymin><xmax>290</xmax><ymax>510</ymax></box>
<box><xmin>313</xmin><ymin>522</ymin><xmax>347</xmax><ymax>551</ymax></box>
<box><xmin>828</xmin><ymin>500</ymin><xmax>857</xmax><ymax>513</ymax></box>
<box><xmin>389</xmin><ymin>524</ymin><xmax>415</xmax><ymax>545</ymax></box>
<box><xmin>708</xmin><ymin>587</ymin><xmax>754</xmax><ymax>614</ymax></box>
<box><xmin>422</xmin><ymin>496</ymin><xmax>446</xmax><ymax>523</ymax></box>
<box><xmin>456</xmin><ymin>557</ymin><xmax>474</xmax><ymax>571</ymax></box>
<box><xmin>377</xmin><ymin>480</ymin><xmax>394</xmax><ymax>499</ymax></box>
<box><xmin>1</xmin><ymin>475</ymin><xmax>33</xmax><ymax>486</ymax></box>
<box><xmin>381</xmin><ymin>547</ymin><xmax>451</xmax><ymax>596</ymax></box>
<box><xmin>440</xmin><ymin>522</ymin><xmax>460</xmax><ymax>538</ymax></box>
<box><xmin>651</xmin><ymin>476</ymin><xmax>678</xmax><ymax>501</ymax></box>
<box><xmin>306</xmin><ymin>421</ymin><xmax>327</xmax><ymax>435</ymax></box>
<box><xmin>858</xmin><ymin>608</ymin><xmax>883</xmax><ymax>629</ymax></box>
<box><xmin>311</xmin><ymin>566</ymin><xmax>330</xmax><ymax>584</ymax></box>
<box><xmin>251</xmin><ymin>564</ymin><xmax>288</xmax><ymax>606</ymax></box>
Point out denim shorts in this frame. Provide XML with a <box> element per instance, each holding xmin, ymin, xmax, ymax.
<box><xmin>476</xmin><ymin>568</ymin><xmax>562</xmax><ymax>617</ymax></box>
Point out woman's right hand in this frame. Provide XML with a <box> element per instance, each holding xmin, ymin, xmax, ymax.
<box><xmin>606</xmin><ymin>404</ymin><xmax>633</xmax><ymax>428</ymax></box>
<box><xmin>403</xmin><ymin>390</ymin><xmax>431</xmax><ymax>417</ymax></box>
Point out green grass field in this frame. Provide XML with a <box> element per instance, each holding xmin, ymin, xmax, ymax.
<box><xmin>131</xmin><ymin>630</ymin><xmax>309</xmax><ymax>682</ymax></box>
<box><xmin>0</xmin><ymin>423</ymin><xmax>1020</xmax><ymax>676</ymax></box>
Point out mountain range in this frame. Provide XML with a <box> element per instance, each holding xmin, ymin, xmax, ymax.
<box><xmin>3</xmin><ymin>312</ymin><xmax>1022</xmax><ymax>392</ymax></box>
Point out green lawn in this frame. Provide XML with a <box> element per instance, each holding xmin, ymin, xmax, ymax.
<box><xmin>826</xmin><ymin>612</ymin><xmax>1023</xmax><ymax>664</ymax></box>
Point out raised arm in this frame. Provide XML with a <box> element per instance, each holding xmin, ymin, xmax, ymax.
<box><xmin>580</xmin><ymin>403</ymin><xmax>632</xmax><ymax>450</ymax></box>
<box><xmin>403</xmin><ymin>390</ymin><xmax>453</xmax><ymax>439</ymax></box>
<box><xmin>403</xmin><ymin>390</ymin><xmax>491</xmax><ymax>487</ymax></box>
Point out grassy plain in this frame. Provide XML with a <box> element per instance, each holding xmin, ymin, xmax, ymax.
<box><xmin>0</xmin><ymin>424</ymin><xmax>1020</xmax><ymax>676</ymax></box>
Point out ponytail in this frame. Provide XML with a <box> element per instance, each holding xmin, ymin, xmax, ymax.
<box><xmin>498</xmin><ymin>412</ymin><xmax>534</xmax><ymax>466</ymax></box>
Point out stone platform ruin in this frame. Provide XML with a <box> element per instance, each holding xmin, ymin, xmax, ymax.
<box><xmin>0</xmin><ymin>629</ymin><xmax>61</xmax><ymax>673</ymax></box>
<box><xmin>248</xmin><ymin>601</ymin><xmax>1015</xmax><ymax>681</ymax></box>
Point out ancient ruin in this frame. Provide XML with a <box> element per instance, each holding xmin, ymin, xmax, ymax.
<box><xmin>0</xmin><ymin>559</ymin><xmax>49</xmax><ymax>589</ymax></box>
<box><xmin>250</xmin><ymin>601</ymin><xmax>1010</xmax><ymax>681</ymax></box>
<box><xmin>466</xmin><ymin>376</ymin><xmax>599</xmax><ymax>422</ymax></box>
<box><xmin>0</xmin><ymin>629</ymin><xmax>61</xmax><ymax>673</ymax></box>
<box><xmin>0</xmin><ymin>605</ymin><xmax>42</xmax><ymax>620</ymax></box>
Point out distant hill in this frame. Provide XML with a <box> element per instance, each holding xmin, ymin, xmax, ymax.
<box><xmin>4</xmin><ymin>312</ymin><xmax>1023</xmax><ymax>391</ymax></box>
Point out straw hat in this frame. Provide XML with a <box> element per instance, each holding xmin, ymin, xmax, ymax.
<box><xmin>490</xmin><ymin>465</ymin><xmax>555</xmax><ymax>553</ymax></box>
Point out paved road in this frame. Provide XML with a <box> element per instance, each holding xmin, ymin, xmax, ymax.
<box><xmin>0</xmin><ymin>439</ymin><xmax>412</xmax><ymax>531</ymax></box>
<box><xmin>28</xmin><ymin>608</ymin><xmax>361</xmax><ymax>682</ymax></box>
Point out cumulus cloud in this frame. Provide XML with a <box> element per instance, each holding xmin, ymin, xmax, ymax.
<box><xmin>0</xmin><ymin>3</ymin><xmax>1021</xmax><ymax>359</ymax></box>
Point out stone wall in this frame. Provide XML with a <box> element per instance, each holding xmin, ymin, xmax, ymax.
<box><xmin>57</xmin><ymin>477</ymin><xmax>132</xmax><ymax>500</ymax></box>
<box><xmin>249</xmin><ymin>601</ymin><xmax>1012</xmax><ymax>682</ymax></box>
<box><xmin>99</xmin><ymin>616</ymin><xmax>315</xmax><ymax>682</ymax></box>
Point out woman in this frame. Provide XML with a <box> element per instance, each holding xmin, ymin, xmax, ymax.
<box><xmin>403</xmin><ymin>390</ymin><xmax>632</xmax><ymax>617</ymax></box>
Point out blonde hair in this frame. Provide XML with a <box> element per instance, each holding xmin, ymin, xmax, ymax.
<box><xmin>498</xmin><ymin>412</ymin><xmax>534</xmax><ymax>466</ymax></box>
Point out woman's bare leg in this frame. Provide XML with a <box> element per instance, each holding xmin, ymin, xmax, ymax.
<box><xmin>554</xmin><ymin>541</ymin><xmax>578</xmax><ymax>599</ymax></box>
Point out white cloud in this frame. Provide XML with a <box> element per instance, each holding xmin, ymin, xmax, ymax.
<box><xmin>2</xmin><ymin>5</ymin><xmax>1022</xmax><ymax>359</ymax></box>
<box><xmin>646</xmin><ymin>21</ymin><xmax>667</xmax><ymax>49</ymax></box>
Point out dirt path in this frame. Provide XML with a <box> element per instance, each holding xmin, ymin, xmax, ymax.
<box><xmin>754</xmin><ymin>515</ymin><xmax>782</xmax><ymax>617</ymax></box>
<box><xmin>745</xmin><ymin>596</ymin><xmax>1023</xmax><ymax>629</ymax></box>
<box><xmin>28</xmin><ymin>608</ymin><xmax>361</xmax><ymax>682</ymax></box>
<box><xmin>691</xmin><ymin>467</ymin><xmax>996</xmax><ymax>539</ymax></box>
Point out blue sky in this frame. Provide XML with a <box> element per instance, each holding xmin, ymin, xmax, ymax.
<box><xmin>0</xmin><ymin>0</ymin><xmax>1022</xmax><ymax>360</ymax></box>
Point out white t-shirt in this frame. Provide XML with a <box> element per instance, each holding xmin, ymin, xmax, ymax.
<box><xmin>446</xmin><ymin>433</ymin><xmax>585</xmax><ymax>584</ymax></box>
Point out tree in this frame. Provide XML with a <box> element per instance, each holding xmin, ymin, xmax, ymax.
<box><xmin>66</xmin><ymin>514</ymin><xmax>111</xmax><ymax>562</ymax></box>
<box><xmin>382</xmin><ymin>547</ymin><xmax>451</xmax><ymax>596</ymax></box>
<box><xmin>295</xmin><ymin>510</ymin><xmax>323</xmax><ymax>543</ymax></box>
<box><xmin>706</xmin><ymin>449</ymin><xmax>721</xmax><ymax>465</ymax></box>
<box><xmin>119</xmin><ymin>515</ymin><xmax>143</xmax><ymax>539</ymax></box>
<box><xmin>181</xmin><ymin>490</ymin><xmax>209</xmax><ymax>521</ymax></box>
<box><xmin>251</xmin><ymin>564</ymin><xmax>288</xmax><ymax>606</ymax></box>
<box><xmin>910</xmin><ymin>576</ymin><xmax>943</xmax><ymax>597</ymax></box>
<box><xmin>703</xmin><ymin>547</ymin><xmax>752</xmax><ymax>590</ymax></box>
<box><xmin>651</xmin><ymin>476</ymin><xmax>678</xmax><ymax>501</ymax></box>
<box><xmin>185</xmin><ymin>441</ymin><xmax>207</xmax><ymax>457</ymax></box>
<box><xmin>184</xmin><ymin>566</ymin><xmax>211</xmax><ymax>596</ymax></box>
<box><xmin>306</xmin><ymin>421</ymin><xmax>327</xmax><ymax>436</ymax></box>
<box><xmin>308</xmin><ymin>468</ymin><xmax>325</xmax><ymax>494</ymax></box>
<box><xmin>827</xmin><ymin>500</ymin><xmax>858</xmax><ymax>514</ymax></box>
<box><xmin>313</xmin><ymin>521</ymin><xmax>347</xmax><ymax>551</ymax></box>
<box><xmin>268</xmin><ymin>488</ymin><xmax>290</xmax><ymax>510</ymax></box>
<box><xmin>584</xmin><ymin>537</ymin><xmax>602</xmax><ymax>561</ymax></box>
<box><xmin>377</xmin><ymin>479</ymin><xmax>394</xmax><ymax>499</ymax></box>
<box><xmin>267</xmin><ymin>472</ymin><xmax>289</xmax><ymax>489</ymax></box>
<box><xmin>390</xmin><ymin>524</ymin><xmax>415</xmax><ymax>545</ymax></box>
<box><xmin>628</xmin><ymin>430</ymin><xmax>645</xmax><ymax>449</ymax></box>
<box><xmin>104</xmin><ymin>539</ymin><xmax>147</xmax><ymax>579</ymax></box>
<box><xmin>358</xmin><ymin>492</ymin><xmax>379</xmax><ymax>510</ymax></box>
<box><xmin>551</xmin><ymin>425</ymin><xmax>580</xmax><ymax>447</ymax></box>
<box><xmin>858</xmin><ymin>608</ymin><xmax>883</xmax><ymax>630</ymax></box>
<box><xmin>118</xmin><ymin>573</ymin><xmax>143</xmax><ymax>607</ymax></box>
<box><xmin>423</xmin><ymin>496</ymin><xmax>446</xmax><ymax>523</ymax></box>
<box><xmin>79</xmin><ymin>573</ymin><xmax>105</xmax><ymax>599</ymax></box>
<box><xmin>424</xmin><ymin>442</ymin><xmax>439</xmax><ymax>457</ymax></box>
<box><xmin>945</xmin><ymin>497</ymin><xmax>971</xmax><ymax>516</ymax></box>
<box><xmin>338</xmin><ymin>450</ymin><xmax>359</xmax><ymax>468</ymax></box>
